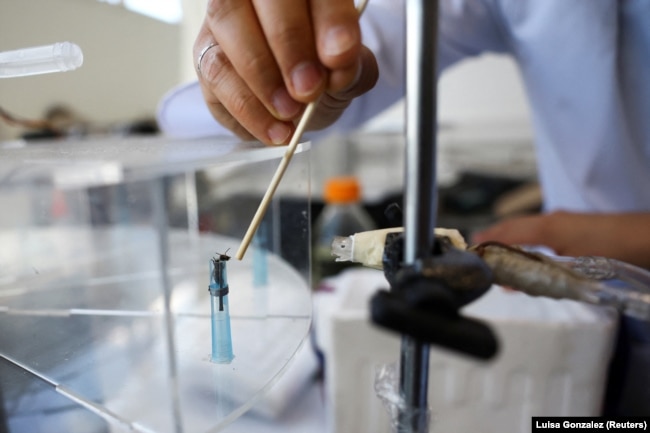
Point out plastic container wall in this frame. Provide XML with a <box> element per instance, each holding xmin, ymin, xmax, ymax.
<box><xmin>0</xmin><ymin>136</ymin><xmax>313</xmax><ymax>433</ymax></box>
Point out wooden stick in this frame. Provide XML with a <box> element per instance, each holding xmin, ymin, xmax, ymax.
<box><xmin>235</xmin><ymin>100</ymin><xmax>318</xmax><ymax>260</ymax></box>
<box><xmin>235</xmin><ymin>0</ymin><xmax>369</xmax><ymax>260</ymax></box>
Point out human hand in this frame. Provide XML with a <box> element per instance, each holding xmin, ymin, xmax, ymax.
<box><xmin>472</xmin><ymin>211</ymin><xmax>650</xmax><ymax>269</ymax></box>
<box><xmin>194</xmin><ymin>0</ymin><xmax>378</xmax><ymax>145</ymax></box>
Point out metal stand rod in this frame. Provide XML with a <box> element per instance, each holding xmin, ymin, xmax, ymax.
<box><xmin>399</xmin><ymin>0</ymin><xmax>439</xmax><ymax>431</ymax></box>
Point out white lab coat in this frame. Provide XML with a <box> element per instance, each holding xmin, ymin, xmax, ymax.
<box><xmin>157</xmin><ymin>0</ymin><xmax>650</xmax><ymax>214</ymax></box>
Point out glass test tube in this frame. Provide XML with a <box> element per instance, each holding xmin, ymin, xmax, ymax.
<box><xmin>209</xmin><ymin>256</ymin><xmax>234</xmax><ymax>363</ymax></box>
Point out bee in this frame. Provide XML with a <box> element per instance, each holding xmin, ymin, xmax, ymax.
<box><xmin>212</xmin><ymin>249</ymin><xmax>231</xmax><ymax>263</ymax></box>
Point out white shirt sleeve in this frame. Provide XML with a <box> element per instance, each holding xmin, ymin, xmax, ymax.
<box><xmin>156</xmin><ymin>80</ymin><xmax>231</xmax><ymax>139</ymax></box>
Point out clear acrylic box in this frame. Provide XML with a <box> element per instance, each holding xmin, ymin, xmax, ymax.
<box><xmin>0</xmin><ymin>136</ymin><xmax>312</xmax><ymax>432</ymax></box>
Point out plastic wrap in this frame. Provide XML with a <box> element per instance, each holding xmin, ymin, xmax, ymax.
<box><xmin>374</xmin><ymin>363</ymin><xmax>431</xmax><ymax>433</ymax></box>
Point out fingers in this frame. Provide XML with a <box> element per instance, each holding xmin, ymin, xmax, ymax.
<box><xmin>196</xmin><ymin>0</ymin><xmax>366</xmax><ymax>144</ymax></box>
<box><xmin>253</xmin><ymin>0</ymin><xmax>362</xmax><ymax>99</ymax></box>
<box><xmin>195</xmin><ymin>30</ymin><xmax>295</xmax><ymax>145</ymax></box>
<box><xmin>471</xmin><ymin>215</ymin><xmax>550</xmax><ymax>247</ymax></box>
<box><xmin>252</xmin><ymin>0</ymin><xmax>326</xmax><ymax>102</ymax></box>
<box><xmin>203</xmin><ymin>0</ymin><xmax>303</xmax><ymax>119</ymax></box>
<box><xmin>336</xmin><ymin>45</ymin><xmax>378</xmax><ymax>98</ymax></box>
<box><xmin>310</xmin><ymin>45</ymin><xmax>378</xmax><ymax>130</ymax></box>
<box><xmin>311</xmin><ymin>0</ymin><xmax>362</xmax><ymax>69</ymax></box>
<box><xmin>311</xmin><ymin>0</ymin><xmax>364</xmax><ymax>93</ymax></box>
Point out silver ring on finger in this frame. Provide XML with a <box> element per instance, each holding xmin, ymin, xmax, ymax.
<box><xmin>197</xmin><ymin>43</ymin><xmax>218</xmax><ymax>74</ymax></box>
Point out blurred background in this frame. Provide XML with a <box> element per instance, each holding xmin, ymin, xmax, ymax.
<box><xmin>1</xmin><ymin>0</ymin><xmax>539</xmax><ymax>236</ymax></box>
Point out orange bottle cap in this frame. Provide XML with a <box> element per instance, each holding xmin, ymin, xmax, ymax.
<box><xmin>323</xmin><ymin>176</ymin><xmax>362</xmax><ymax>204</ymax></box>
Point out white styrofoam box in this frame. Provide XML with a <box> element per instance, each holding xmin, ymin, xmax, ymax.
<box><xmin>314</xmin><ymin>269</ymin><xmax>618</xmax><ymax>433</ymax></box>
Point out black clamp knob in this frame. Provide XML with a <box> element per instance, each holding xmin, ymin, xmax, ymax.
<box><xmin>371</xmin><ymin>231</ymin><xmax>499</xmax><ymax>360</ymax></box>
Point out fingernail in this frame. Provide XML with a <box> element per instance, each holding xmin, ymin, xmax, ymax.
<box><xmin>291</xmin><ymin>62</ymin><xmax>324</xmax><ymax>98</ymax></box>
<box><xmin>272</xmin><ymin>87</ymin><xmax>301</xmax><ymax>119</ymax></box>
<box><xmin>323</xmin><ymin>26</ymin><xmax>356</xmax><ymax>57</ymax></box>
<box><xmin>268</xmin><ymin>122</ymin><xmax>292</xmax><ymax>145</ymax></box>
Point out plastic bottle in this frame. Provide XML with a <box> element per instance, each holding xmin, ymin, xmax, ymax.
<box><xmin>312</xmin><ymin>176</ymin><xmax>376</xmax><ymax>286</ymax></box>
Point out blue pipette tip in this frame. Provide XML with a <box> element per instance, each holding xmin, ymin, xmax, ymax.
<box><xmin>209</xmin><ymin>253</ymin><xmax>234</xmax><ymax>364</ymax></box>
